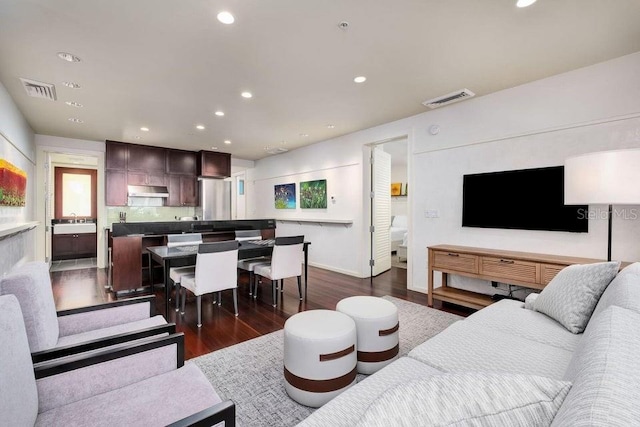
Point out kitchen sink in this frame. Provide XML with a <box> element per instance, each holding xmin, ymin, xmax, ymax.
<box><xmin>53</xmin><ymin>223</ymin><xmax>97</xmax><ymax>235</ymax></box>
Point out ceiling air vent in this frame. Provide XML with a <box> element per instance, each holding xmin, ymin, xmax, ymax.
<box><xmin>19</xmin><ymin>78</ymin><xmax>57</xmax><ymax>101</ymax></box>
<box><xmin>265</xmin><ymin>147</ymin><xmax>289</xmax><ymax>155</ymax></box>
<box><xmin>422</xmin><ymin>88</ymin><xmax>474</xmax><ymax>109</ymax></box>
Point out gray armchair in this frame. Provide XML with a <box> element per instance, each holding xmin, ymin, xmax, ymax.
<box><xmin>0</xmin><ymin>261</ymin><xmax>172</xmax><ymax>362</ymax></box>
<box><xmin>0</xmin><ymin>294</ymin><xmax>235</xmax><ymax>426</ymax></box>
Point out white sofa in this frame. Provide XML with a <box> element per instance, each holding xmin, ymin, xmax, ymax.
<box><xmin>299</xmin><ymin>262</ymin><xmax>640</xmax><ymax>426</ymax></box>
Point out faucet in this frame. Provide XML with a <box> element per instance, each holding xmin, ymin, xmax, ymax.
<box><xmin>70</xmin><ymin>213</ymin><xmax>77</xmax><ymax>223</ymax></box>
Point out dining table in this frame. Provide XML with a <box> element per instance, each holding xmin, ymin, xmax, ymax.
<box><xmin>147</xmin><ymin>239</ymin><xmax>310</xmax><ymax>316</ymax></box>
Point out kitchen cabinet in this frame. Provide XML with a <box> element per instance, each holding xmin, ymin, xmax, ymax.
<box><xmin>167</xmin><ymin>174</ymin><xmax>198</xmax><ymax>206</ymax></box>
<box><xmin>167</xmin><ymin>149</ymin><xmax>197</xmax><ymax>175</ymax></box>
<box><xmin>127</xmin><ymin>144</ymin><xmax>166</xmax><ymax>172</ymax></box>
<box><xmin>52</xmin><ymin>233</ymin><xmax>97</xmax><ymax>260</ymax></box>
<box><xmin>106</xmin><ymin>170</ymin><xmax>127</xmax><ymax>206</ymax></box>
<box><xmin>197</xmin><ymin>150</ymin><xmax>231</xmax><ymax>178</ymax></box>
<box><xmin>106</xmin><ymin>141</ymin><xmax>127</xmax><ymax>170</ymax></box>
<box><xmin>127</xmin><ymin>171</ymin><xmax>166</xmax><ymax>186</ymax></box>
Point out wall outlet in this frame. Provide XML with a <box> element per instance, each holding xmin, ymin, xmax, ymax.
<box><xmin>424</xmin><ymin>209</ymin><xmax>439</xmax><ymax>218</ymax></box>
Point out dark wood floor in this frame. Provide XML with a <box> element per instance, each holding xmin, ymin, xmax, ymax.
<box><xmin>51</xmin><ymin>265</ymin><xmax>470</xmax><ymax>359</ymax></box>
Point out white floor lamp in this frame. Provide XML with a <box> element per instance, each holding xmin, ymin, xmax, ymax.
<box><xmin>564</xmin><ymin>149</ymin><xmax>640</xmax><ymax>261</ymax></box>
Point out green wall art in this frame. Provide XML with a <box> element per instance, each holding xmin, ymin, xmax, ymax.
<box><xmin>300</xmin><ymin>179</ymin><xmax>327</xmax><ymax>209</ymax></box>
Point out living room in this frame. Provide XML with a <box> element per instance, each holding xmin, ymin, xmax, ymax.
<box><xmin>1</xmin><ymin>1</ymin><xmax>640</xmax><ymax>425</ymax></box>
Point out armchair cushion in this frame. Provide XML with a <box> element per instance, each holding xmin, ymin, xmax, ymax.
<box><xmin>57</xmin><ymin>300</ymin><xmax>154</xmax><ymax>337</ymax></box>
<box><xmin>0</xmin><ymin>295</ymin><xmax>38</xmax><ymax>427</ymax></box>
<box><xmin>56</xmin><ymin>315</ymin><xmax>167</xmax><ymax>348</ymax></box>
<box><xmin>36</xmin><ymin>363</ymin><xmax>222</xmax><ymax>427</ymax></box>
<box><xmin>0</xmin><ymin>261</ymin><xmax>59</xmax><ymax>351</ymax></box>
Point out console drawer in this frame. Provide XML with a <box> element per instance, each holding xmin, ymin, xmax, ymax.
<box><xmin>480</xmin><ymin>256</ymin><xmax>539</xmax><ymax>284</ymax></box>
<box><xmin>541</xmin><ymin>263</ymin><xmax>565</xmax><ymax>285</ymax></box>
<box><xmin>432</xmin><ymin>251</ymin><xmax>478</xmax><ymax>274</ymax></box>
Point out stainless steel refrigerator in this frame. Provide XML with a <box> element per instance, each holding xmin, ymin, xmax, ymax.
<box><xmin>196</xmin><ymin>179</ymin><xmax>231</xmax><ymax>220</ymax></box>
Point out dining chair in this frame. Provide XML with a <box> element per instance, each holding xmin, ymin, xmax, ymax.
<box><xmin>235</xmin><ymin>229</ymin><xmax>270</xmax><ymax>296</ymax></box>
<box><xmin>167</xmin><ymin>233</ymin><xmax>203</xmax><ymax>311</ymax></box>
<box><xmin>254</xmin><ymin>235</ymin><xmax>304</xmax><ymax>307</ymax></box>
<box><xmin>180</xmin><ymin>240</ymin><xmax>240</xmax><ymax>327</ymax></box>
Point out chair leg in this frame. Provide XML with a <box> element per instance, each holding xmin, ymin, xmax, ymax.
<box><xmin>280</xmin><ymin>278</ymin><xmax>284</xmax><ymax>293</ymax></box>
<box><xmin>233</xmin><ymin>288</ymin><xmax>238</xmax><ymax>316</ymax></box>
<box><xmin>180</xmin><ymin>287</ymin><xmax>186</xmax><ymax>315</ymax></box>
<box><xmin>249</xmin><ymin>271</ymin><xmax>254</xmax><ymax>296</ymax></box>
<box><xmin>253</xmin><ymin>275</ymin><xmax>259</xmax><ymax>299</ymax></box>
<box><xmin>175</xmin><ymin>282</ymin><xmax>181</xmax><ymax>312</ymax></box>
<box><xmin>196</xmin><ymin>295</ymin><xmax>202</xmax><ymax>328</ymax></box>
<box><xmin>297</xmin><ymin>276</ymin><xmax>302</xmax><ymax>300</ymax></box>
<box><xmin>212</xmin><ymin>291</ymin><xmax>217</xmax><ymax>305</ymax></box>
<box><xmin>272</xmin><ymin>280</ymin><xmax>277</xmax><ymax>307</ymax></box>
<box><xmin>217</xmin><ymin>291</ymin><xmax>222</xmax><ymax>306</ymax></box>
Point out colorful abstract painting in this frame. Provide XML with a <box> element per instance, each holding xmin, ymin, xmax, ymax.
<box><xmin>0</xmin><ymin>159</ymin><xmax>27</xmax><ymax>206</ymax></box>
<box><xmin>391</xmin><ymin>183</ymin><xmax>402</xmax><ymax>196</ymax></box>
<box><xmin>274</xmin><ymin>183</ymin><xmax>296</xmax><ymax>209</ymax></box>
<box><xmin>300</xmin><ymin>179</ymin><xmax>327</xmax><ymax>209</ymax></box>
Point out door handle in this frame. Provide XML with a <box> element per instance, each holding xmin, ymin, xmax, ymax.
<box><xmin>499</xmin><ymin>259</ymin><xmax>514</xmax><ymax>264</ymax></box>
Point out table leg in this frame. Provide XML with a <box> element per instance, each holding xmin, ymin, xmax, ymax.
<box><xmin>163</xmin><ymin>259</ymin><xmax>171</xmax><ymax>317</ymax></box>
<box><xmin>304</xmin><ymin>245</ymin><xmax>308</xmax><ymax>300</ymax></box>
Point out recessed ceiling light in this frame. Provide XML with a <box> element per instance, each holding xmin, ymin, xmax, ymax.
<box><xmin>214</xmin><ymin>111</ymin><xmax>225</xmax><ymax>117</ymax></box>
<box><xmin>62</xmin><ymin>81</ymin><xmax>81</xmax><ymax>89</ymax></box>
<box><xmin>516</xmin><ymin>0</ymin><xmax>537</xmax><ymax>7</ymax></box>
<box><xmin>65</xmin><ymin>101</ymin><xmax>83</xmax><ymax>108</ymax></box>
<box><xmin>196</xmin><ymin>125</ymin><xmax>205</xmax><ymax>130</ymax></box>
<box><xmin>57</xmin><ymin>52</ymin><xmax>81</xmax><ymax>62</ymax></box>
<box><xmin>224</xmin><ymin>140</ymin><xmax>231</xmax><ymax>145</ymax></box>
<box><xmin>134</xmin><ymin>136</ymin><xmax>141</xmax><ymax>140</ymax></box>
<box><xmin>300</xmin><ymin>133</ymin><xmax>309</xmax><ymax>137</ymax></box>
<box><xmin>241</xmin><ymin>91</ymin><xmax>253</xmax><ymax>99</ymax></box>
<box><xmin>211</xmin><ymin>146</ymin><xmax>219</xmax><ymax>150</ymax></box>
<box><xmin>140</xmin><ymin>127</ymin><xmax>149</xmax><ymax>132</ymax></box>
<box><xmin>354</xmin><ymin>76</ymin><xmax>367</xmax><ymax>83</ymax></box>
<box><xmin>327</xmin><ymin>124</ymin><xmax>335</xmax><ymax>129</ymax></box>
<box><xmin>68</xmin><ymin>118</ymin><xmax>83</xmax><ymax>123</ymax></box>
<box><xmin>217</xmin><ymin>11</ymin><xmax>235</xmax><ymax>24</ymax></box>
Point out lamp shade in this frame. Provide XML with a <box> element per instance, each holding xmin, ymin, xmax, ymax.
<box><xmin>565</xmin><ymin>149</ymin><xmax>640</xmax><ymax>205</ymax></box>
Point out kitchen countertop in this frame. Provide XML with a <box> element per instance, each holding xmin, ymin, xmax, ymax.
<box><xmin>110</xmin><ymin>219</ymin><xmax>276</xmax><ymax>237</ymax></box>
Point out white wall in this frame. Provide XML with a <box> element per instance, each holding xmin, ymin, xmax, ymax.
<box><xmin>249</xmin><ymin>51</ymin><xmax>640</xmax><ymax>289</ymax></box>
<box><xmin>0</xmin><ymin>81</ymin><xmax>36</xmax><ymax>275</ymax></box>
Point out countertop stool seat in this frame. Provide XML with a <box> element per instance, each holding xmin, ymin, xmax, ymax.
<box><xmin>283</xmin><ymin>310</ymin><xmax>357</xmax><ymax>408</ymax></box>
<box><xmin>336</xmin><ymin>296</ymin><xmax>399</xmax><ymax>374</ymax></box>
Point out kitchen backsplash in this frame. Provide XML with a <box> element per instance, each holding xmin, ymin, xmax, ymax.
<box><xmin>106</xmin><ymin>206</ymin><xmax>196</xmax><ymax>227</ymax></box>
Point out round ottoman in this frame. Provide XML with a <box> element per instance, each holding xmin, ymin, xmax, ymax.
<box><xmin>284</xmin><ymin>310</ymin><xmax>357</xmax><ymax>407</ymax></box>
<box><xmin>336</xmin><ymin>296</ymin><xmax>399</xmax><ymax>374</ymax></box>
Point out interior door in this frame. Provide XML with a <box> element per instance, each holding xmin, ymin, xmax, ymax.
<box><xmin>371</xmin><ymin>146</ymin><xmax>392</xmax><ymax>276</ymax></box>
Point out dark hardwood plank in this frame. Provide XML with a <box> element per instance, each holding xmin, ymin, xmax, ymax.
<box><xmin>51</xmin><ymin>266</ymin><xmax>470</xmax><ymax>360</ymax></box>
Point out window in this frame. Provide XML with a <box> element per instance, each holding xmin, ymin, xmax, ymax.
<box><xmin>54</xmin><ymin>167</ymin><xmax>97</xmax><ymax>219</ymax></box>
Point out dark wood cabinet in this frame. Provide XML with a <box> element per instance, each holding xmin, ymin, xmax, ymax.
<box><xmin>106</xmin><ymin>170</ymin><xmax>127</xmax><ymax>206</ymax></box>
<box><xmin>167</xmin><ymin>150</ymin><xmax>197</xmax><ymax>175</ymax></box>
<box><xmin>127</xmin><ymin>144</ymin><xmax>166</xmax><ymax>172</ymax></box>
<box><xmin>106</xmin><ymin>141</ymin><xmax>127</xmax><ymax>170</ymax></box>
<box><xmin>52</xmin><ymin>233</ymin><xmax>97</xmax><ymax>260</ymax></box>
<box><xmin>127</xmin><ymin>171</ymin><xmax>166</xmax><ymax>186</ymax></box>
<box><xmin>197</xmin><ymin>151</ymin><xmax>231</xmax><ymax>178</ymax></box>
<box><xmin>111</xmin><ymin>236</ymin><xmax>142</xmax><ymax>292</ymax></box>
<box><xmin>167</xmin><ymin>174</ymin><xmax>198</xmax><ymax>206</ymax></box>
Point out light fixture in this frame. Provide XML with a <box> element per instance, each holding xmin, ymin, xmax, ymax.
<box><xmin>211</xmin><ymin>146</ymin><xmax>219</xmax><ymax>150</ymax></box>
<box><xmin>241</xmin><ymin>91</ymin><xmax>253</xmax><ymax>99</ymax></box>
<box><xmin>215</xmin><ymin>111</ymin><xmax>225</xmax><ymax>116</ymax></box>
<box><xmin>327</xmin><ymin>124</ymin><xmax>335</xmax><ymax>129</ymax></box>
<box><xmin>57</xmin><ymin>52</ymin><xmax>81</xmax><ymax>62</ymax></box>
<box><xmin>516</xmin><ymin>0</ymin><xmax>537</xmax><ymax>7</ymax></box>
<box><xmin>224</xmin><ymin>140</ymin><xmax>231</xmax><ymax>145</ymax></box>
<box><xmin>134</xmin><ymin>136</ymin><xmax>141</xmax><ymax>140</ymax></box>
<box><xmin>196</xmin><ymin>125</ymin><xmax>205</xmax><ymax>130</ymax></box>
<box><xmin>300</xmin><ymin>133</ymin><xmax>309</xmax><ymax>137</ymax></box>
<box><xmin>140</xmin><ymin>127</ymin><xmax>149</xmax><ymax>132</ymax></box>
<box><xmin>565</xmin><ymin>149</ymin><xmax>640</xmax><ymax>261</ymax></box>
<box><xmin>217</xmin><ymin>11</ymin><xmax>235</xmax><ymax>24</ymax></box>
<box><xmin>354</xmin><ymin>76</ymin><xmax>367</xmax><ymax>83</ymax></box>
<box><xmin>68</xmin><ymin>118</ymin><xmax>83</xmax><ymax>123</ymax></box>
<box><xmin>62</xmin><ymin>81</ymin><xmax>81</xmax><ymax>89</ymax></box>
<box><xmin>65</xmin><ymin>101</ymin><xmax>83</xmax><ymax>108</ymax></box>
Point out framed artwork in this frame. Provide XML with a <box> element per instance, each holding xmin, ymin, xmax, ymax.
<box><xmin>300</xmin><ymin>179</ymin><xmax>327</xmax><ymax>209</ymax></box>
<box><xmin>391</xmin><ymin>183</ymin><xmax>402</xmax><ymax>196</ymax></box>
<box><xmin>274</xmin><ymin>183</ymin><xmax>296</xmax><ymax>209</ymax></box>
<box><xmin>0</xmin><ymin>159</ymin><xmax>27</xmax><ymax>206</ymax></box>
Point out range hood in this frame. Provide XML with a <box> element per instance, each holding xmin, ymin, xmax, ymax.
<box><xmin>127</xmin><ymin>185</ymin><xmax>169</xmax><ymax>198</ymax></box>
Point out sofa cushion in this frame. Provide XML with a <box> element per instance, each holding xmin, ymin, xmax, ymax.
<box><xmin>534</xmin><ymin>261</ymin><xmax>619</xmax><ymax>334</ymax></box>
<box><xmin>357</xmin><ymin>373</ymin><xmax>571</xmax><ymax>427</ymax></box>
<box><xmin>0</xmin><ymin>261</ymin><xmax>59</xmax><ymax>351</ymax></box>
<box><xmin>408</xmin><ymin>321</ymin><xmax>573</xmax><ymax>379</ymax></box>
<box><xmin>0</xmin><ymin>295</ymin><xmax>38</xmax><ymax>427</ymax></box>
<box><xmin>590</xmin><ymin>262</ymin><xmax>640</xmax><ymax>322</ymax></box>
<box><xmin>297</xmin><ymin>357</ymin><xmax>442</xmax><ymax>427</ymax></box>
<box><xmin>551</xmin><ymin>306</ymin><xmax>640</xmax><ymax>426</ymax></box>
<box><xmin>465</xmin><ymin>299</ymin><xmax>581</xmax><ymax>351</ymax></box>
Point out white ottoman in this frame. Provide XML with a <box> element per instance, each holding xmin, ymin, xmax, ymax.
<box><xmin>336</xmin><ymin>296</ymin><xmax>399</xmax><ymax>374</ymax></box>
<box><xmin>284</xmin><ymin>310</ymin><xmax>357</xmax><ymax>407</ymax></box>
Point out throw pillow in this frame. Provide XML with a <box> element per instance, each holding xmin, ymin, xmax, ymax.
<box><xmin>356</xmin><ymin>373</ymin><xmax>571</xmax><ymax>427</ymax></box>
<box><xmin>534</xmin><ymin>261</ymin><xmax>620</xmax><ymax>334</ymax></box>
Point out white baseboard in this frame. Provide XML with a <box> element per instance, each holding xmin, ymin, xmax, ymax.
<box><xmin>307</xmin><ymin>262</ymin><xmax>365</xmax><ymax>278</ymax></box>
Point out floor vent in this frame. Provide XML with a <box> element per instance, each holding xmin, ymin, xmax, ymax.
<box><xmin>20</xmin><ymin>78</ymin><xmax>57</xmax><ymax>101</ymax></box>
<box><xmin>422</xmin><ymin>88</ymin><xmax>474</xmax><ymax>109</ymax></box>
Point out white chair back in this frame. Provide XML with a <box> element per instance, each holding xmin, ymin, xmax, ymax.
<box><xmin>193</xmin><ymin>241</ymin><xmax>239</xmax><ymax>295</ymax></box>
<box><xmin>235</xmin><ymin>230</ymin><xmax>263</xmax><ymax>242</ymax></box>
<box><xmin>270</xmin><ymin>236</ymin><xmax>304</xmax><ymax>280</ymax></box>
<box><xmin>167</xmin><ymin>233</ymin><xmax>203</xmax><ymax>247</ymax></box>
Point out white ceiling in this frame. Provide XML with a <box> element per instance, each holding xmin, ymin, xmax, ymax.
<box><xmin>1</xmin><ymin>0</ymin><xmax>639</xmax><ymax>160</ymax></box>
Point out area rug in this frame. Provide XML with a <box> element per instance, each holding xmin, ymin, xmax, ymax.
<box><xmin>191</xmin><ymin>296</ymin><xmax>462</xmax><ymax>427</ymax></box>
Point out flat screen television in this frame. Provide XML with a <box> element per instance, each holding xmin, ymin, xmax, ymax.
<box><xmin>462</xmin><ymin>166</ymin><xmax>588</xmax><ymax>233</ymax></box>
